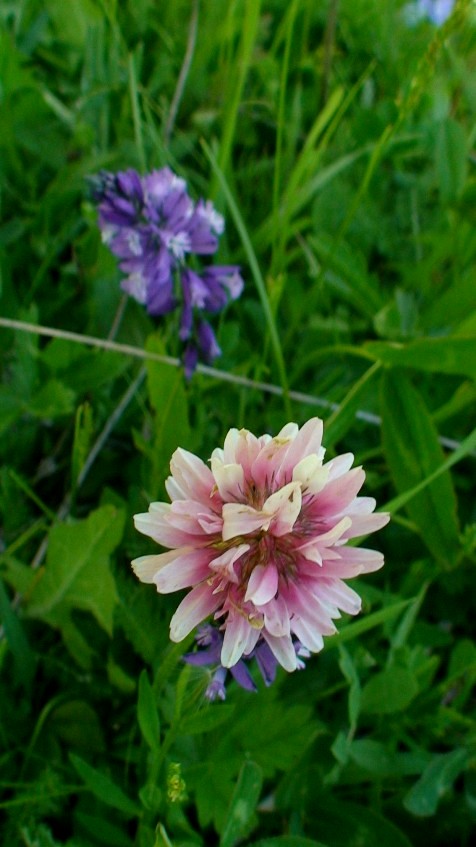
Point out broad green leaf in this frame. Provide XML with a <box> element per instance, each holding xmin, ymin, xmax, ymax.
<box><xmin>310</xmin><ymin>797</ymin><xmax>412</xmax><ymax>847</ymax></box>
<box><xmin>361</xmin><ymin>667</ymin><xmax>418</xmax><ymax>714</ymax></box>
<box><xmin>25</xmin><ymin>505</ymin><xmax>124</xmax><ymax>664</ymax></box>
<box><xmin>366</xmin><ymin>337</ymin><xmax>476</xmax><ymax>380</ymax></box>
<box><xmin>381</xmin><ymin>370</ymin><xmax>460</xmax><ymax>566</ymax></box>
<box><xmin>309</xmin><ymin>234</ymin><xmax>384</xmax><ymax>317</ymax></box>
<box><xmin>70</xmin><ymin>753</ymin><xmax>140</xmax><ymax>818</ymax></box>
<box><xmin>349</xmin><ymin>739</ymin><xmax>430</xmax><ymax>778</ymax></box>
<box><xmin>75</xmin><ymin>811</ymin><xmax>132</xmax><ymax>847</ymax></box>
<box><xmin>403</xmin><ymin>749</ymin><xmax>468</xmax><ymax>817</ymax></box>
<box><xmin>435</xmin><ymin>118</ymin><xmax>467</xmax><ymax>204</ymax></box>
<box><xmin>219</xmin><ymin>761</ymin><xmax>263</xmax><ymax>847</ymax></box>
<box><xmin>27</xmin><ymin>379</ymin><xmax>75</xmax><ymax>419</ymax></box>
<box><xmin>138</xmin><ymin>670</ymin><xmax>160</xmax><ymax>752</ymax></box>
<box><xmin>179</xmin><ymin>704</ymin><xmax>236</xmax><ymax>735</ymax></box>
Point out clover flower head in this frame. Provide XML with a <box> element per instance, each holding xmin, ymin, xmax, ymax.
<box><xmin>91</xmin><ymin>166</ymin><xmax>244</xmax><ymax>375</ymax></box>
<box><xmin>132</xmin><ymin>419</ymin><xmax>389</xmax><ymax>676</ymax></box>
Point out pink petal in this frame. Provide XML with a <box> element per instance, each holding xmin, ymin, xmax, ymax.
<box><xmin>261</xmin><ymin>594</ymin><xmax>290</xmax><ymax>636</ymax></box>
<box><xmin>263</xmin><ymin>481</ymin><xmax>302</xmax><ymax>536</ymax></box>
<box><xmin>209</xmin><ymin>544</ymin><xmax>250</xmax><ymax>583</ymax></box>
<box><xmin>250</xmin><ymin>434</ymin><xmax>295</xmax><ymax>490</ymax></box>
<box><xmin>263</xmin><ymin>632</ymin><xmax>298</xmax><ymax>672</ymax></box>
<box><xmin>312</xmin><ymin>467</ymin><xmax>365</xmax><ymax>516</ymax></box>
<box><xmin>154</xmin><ymin>548</ymin><xmax>214</xmax><ymax>593</ymax></box>
<box><xmin>131</xmin><ymin>548</ymin><xmax>180</xmax><ymax>583</ymax></box>
<box><xmin>291</xmin><ymin>617</ymin><xmax>325</xmax><ymax>653</ymax></box>
<box><xmin>170</xmin><ymin>583</ymin><xmax>220</xmax><ymax>642</ymax></box>
<box><xmin>222</xmin><ymin>503</ymin><xmax>268</xmax><ymax>540</ymax></box>
<box><xmin>221</xmin><ymin>613</ymin><xmax>254</xmax><ymax>667</ymax></box>
<box><xmin>325</xmin><ymin>452</ymin><xmax>355</xmax><ymax>480</ymax></box>
<box><xmin>326</xmin><ymin>546</ymin><xmax>385</xmax><ymax>575</ymax></box>
<box><xmin>245</xmin><ymin>562</ymin><xmax>279</xmax><ymax>605</ymax></box>
<box><xmin>134</xmin><ymin>504</ymin><xmax>197</xmax><ymax>548</ymax></box>
<box><xmin>234</xmin><ymin>428</ymin><xmax>262</xmax><ymax>477</ymax></box>
<box><xmin>279</xmin><ymin>418</ymin><xmax>324</xmax><ymax>477</ymax></box>
<box><xmin>211</xmin><ymin>457</ymin><xmax>245</xmax><ymax>501</ymax></box>
<box><xmin>170</xmin><ymin>447</ymin><xmax>217</xmax><ymax>504</ymax></box>
<box><xmin>342</xmin><ymin>510</ymin><xmax>390</xmax><ymax>540</ymax></box>
<box><xmin>317</xmin><ymin>579</ymin><xmax>362</xmax><ymax>615</ymax></box>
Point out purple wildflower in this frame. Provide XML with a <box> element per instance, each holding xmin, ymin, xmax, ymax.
<box><xmin>91</xmin><ymin>166</ymin><xmax>244</xmax><ymax>375</ymax></box>
<box><xmin>405</xmin><ymin>0</ymin><xmax>455</xmax><ymax>25</ymax></box>
<box><xmin>183</xmin><ymin>624</ymin><xmax>308</xmax><ymax>700</ymax></box>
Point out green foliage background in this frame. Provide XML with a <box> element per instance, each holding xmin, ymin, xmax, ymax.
<box><xmin>1</xmin><ymin>0</ymin><xmax>476</xmax><ymax>845</ymax></box>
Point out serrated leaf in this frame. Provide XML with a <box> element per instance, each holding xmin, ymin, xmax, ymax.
<box><xmin>219</xmin><ymin>761</ymin><xmax>263</xmax><ymax>847</ymax></box>
<box><xmin>70</xmin><ymin>753</ymin><xmax>140</xmax><ymax>817</ymax></box>
<box><xmin>25</xmin><ymin>505</ymin><xmax>124</xmax><ymax>661</ymax></box>
<box><xmin>381</xmin><ymin>370</ymin><xmax>460</xmax><ymax>567</ymax></box>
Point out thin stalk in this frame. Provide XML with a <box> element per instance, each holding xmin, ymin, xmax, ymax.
<box><xmin>202</xmin><ymin>141</ymin><xmax>292</xmax><ymax>417</ymax></box>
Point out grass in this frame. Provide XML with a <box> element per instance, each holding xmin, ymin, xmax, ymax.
<box><xmin>1</xmin><ymin>1</ymin><xmax>476</xmax><ymax>846</ymax></box>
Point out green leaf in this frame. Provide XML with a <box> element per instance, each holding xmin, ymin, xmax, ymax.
<box><xmin>179</xmin><ymin>704</ymin><xmax>236</xmax><ymax>735</ymax></box>
<box><xmin>27</xmin><ymin>379</ymin><xmax>75</xmax><ymax>419</ymax></box>
<box><xmin>349</xmin><ymin>739</ymin><xmax>430</xmax><ymax>778</ymax></box>
<box><xmin>71</xmin><ymin>402</ymin><xmax>94</xmax><ymax>489</ymax></box>
<box><xmin>70</xmin><ymin>753</ymin><xmax>140</xmax><ymax>818</ymax></box>
<box><xmin>309</xmin><ymin>797</ymin><xmax>412</xmax><ymax>847</ymax></box>
<box><xmin>25</xmin><ymin>505</ymin><xmax>124</xmax><ymax>664</ymax></box>
<box><xmin>435</xmin><ymin>118</ymin><xmax>467</xmax><ymax>204</ymax></box>
<box><xmin>381</xmin><ymin>370</ymin><xmax>460</xmax><ymax>566</ymax></box>
<box><xmin>403</xmin><ymin>749</ymin><xmax>469</xmax><ymax>817</ymax></box>
<box><xmin>219</xmin><ymin>761</ymin><xmax>263</xmax><ymax>847</ymax></box>
<box><xmin>145</xmin><ymin>334</ymin><xmax>191</xmax><ymax>495</ymax></box>
<box><xmin>138</xmin><ymin>670</ymin><xmax>160</xmax><ymax>752</ymax></box>
<box><xmin>324</xmin><ymin>362</ymin><xmax>381</xmax><ymax>448</ymax></box>
<box><xmin>361</xmin><ymin>667</ymin><xmax>419</xmax><ymax>714</ymax></box>
<box><xmin>250</xmin><ymin>839</ymin><xmax>328</xmax><ymax>847</ymax></box>
<box><xmin>325</xmin><ymin>598</ymin><xmax>413</xmax><ymax>649</ymax></box>
<box><xmin>365</xmin><ymin>337</ymin><xmax>476</xmax><ymax>381</ymax></box>
<box><xmin>0</xmin><ymin>576</ymin><xmax>36</xmax><ymax>689</ymax></box>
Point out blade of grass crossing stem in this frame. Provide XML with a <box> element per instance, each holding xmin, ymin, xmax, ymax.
<box><xmin>202</xmin><ymin>140</ymin><xmax>291</xmax><ymax>415</ymax></box>
<box><xmin>382</xmin><ymin>424</ymin><xmax>476</xmax><ymax>516</ymax></box>
<box><xmin>326</xmin><ymin>598</ymin><xmax>414</xmax><ymax>650</ymax></box>
<box><xmin>220</xmin><ymin>761</ymin><xmax>263</xmax><ymax>847</ymax></box>
<box><xmin>324</xmin><ymin>362</ymin><xmax>381</xmax><ymax>447</ymax></box>
<box><xmin>381</xmin><ymin>370</ymin><xmax>460</xmax><ymax>568</ymax></box>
